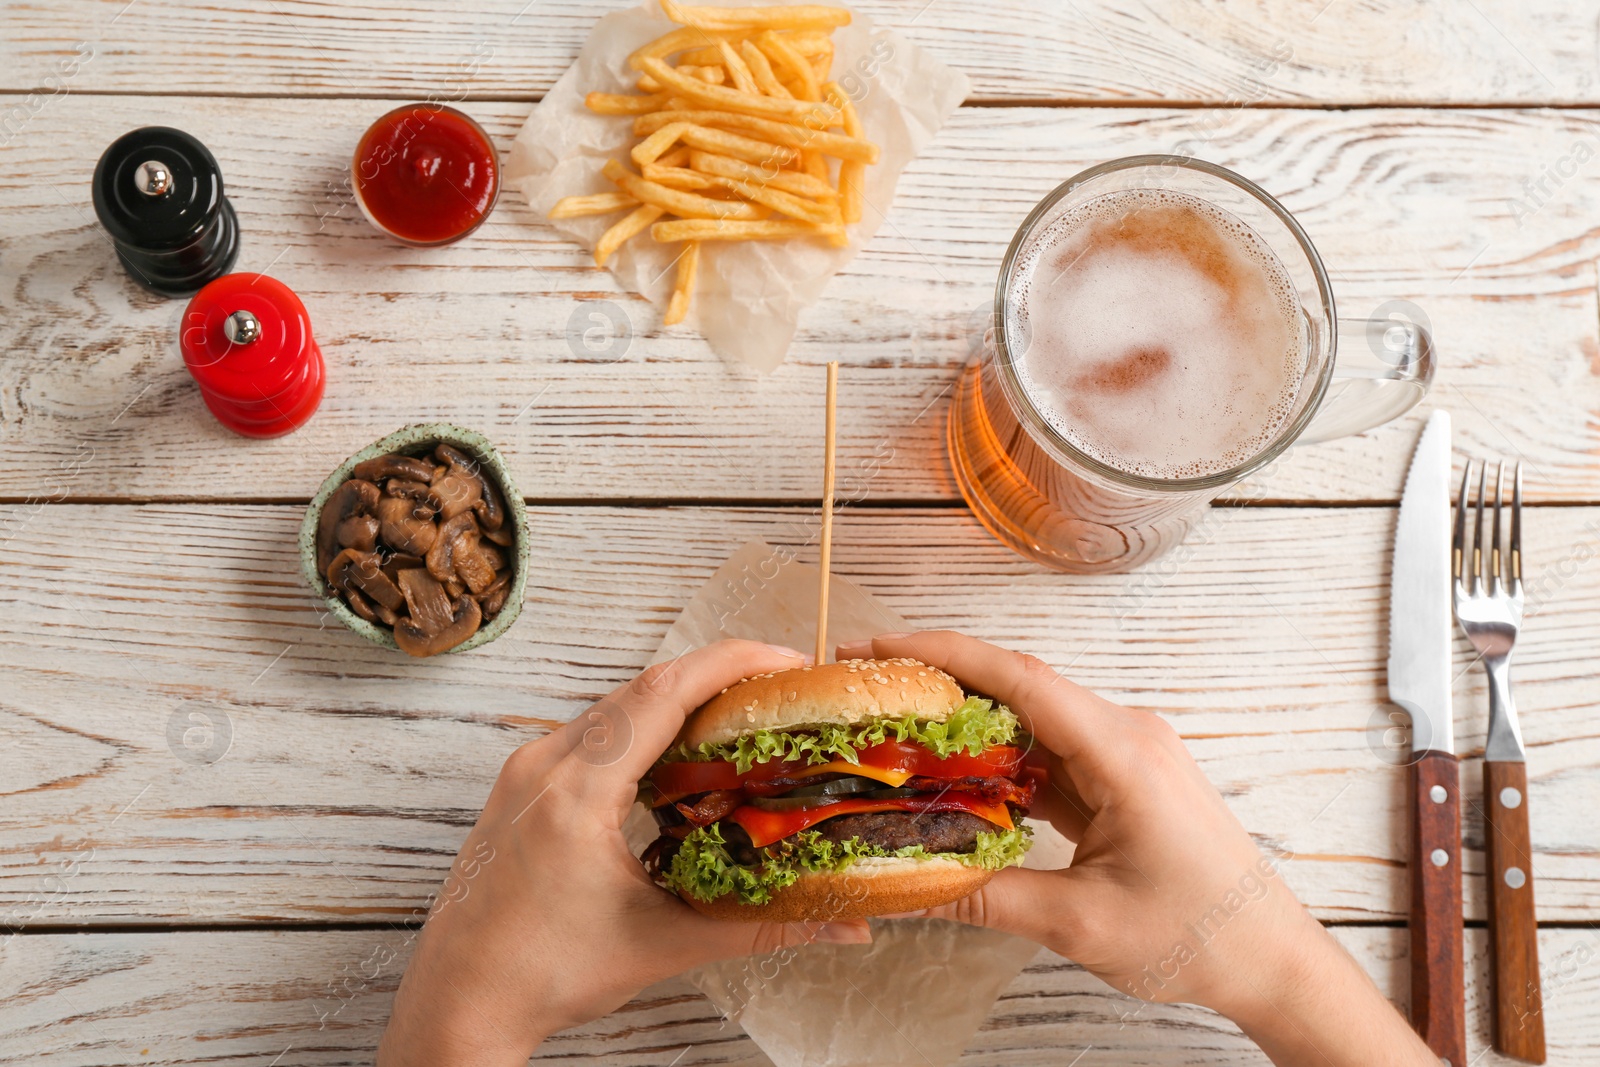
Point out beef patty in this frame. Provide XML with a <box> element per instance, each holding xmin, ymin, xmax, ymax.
<box><xmin>814</xmin><ymin>810</ymin><xmax>995</xmax><ymax>854</ymax></box>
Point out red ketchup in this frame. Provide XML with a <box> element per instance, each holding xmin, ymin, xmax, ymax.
<box><xmin>180</xmin><ymin>273</ymin><xmax>325</xmax><ymax>438</ymax></box>
<box><xmin>352</xmin><ymin>104</ymin><xmax>499</xmax><ymax>245</ymax></box>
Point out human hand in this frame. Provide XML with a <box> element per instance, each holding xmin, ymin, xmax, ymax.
<box><xmin>377</xmin><ymin>640</ymin><xmax>873</xmax><ymax>1067</ymax></box>
<box><xmin>837</xmin><ymin>631</ymin><xmax>1434</xmax><ymax>1067</ymax></box>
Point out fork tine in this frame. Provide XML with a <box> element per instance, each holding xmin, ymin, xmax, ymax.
<box><xmin>1490</xmin><ymin>460</ymin><xmax>1505</xmax><ymax>596</ymax></box>
<box><xmin>1510</xmin><ymin>460</ymin><xmax>1524</xmax><ymax>594</ymax></box>
<box><xmin>1473</xmin><ymin>460</ymin><xmax>1487</xmax><ymax>595</ymax></box>
<box><xmin>1453</xmin><ymin>459</ymin><xmax>1470</xmax><ymax>587</ymax></box>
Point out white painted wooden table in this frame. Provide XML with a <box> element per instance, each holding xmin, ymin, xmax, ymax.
<box><xmin>3</xmin><ymin>2</ymin><xmax>1599</xmax><ymax>1063</ymax></box>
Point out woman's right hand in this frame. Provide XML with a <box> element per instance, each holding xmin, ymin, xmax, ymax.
<box><xmin>836</xmin><ymin>630</ymin><xmax>1436</xmax><ymax>1067</ymax></box>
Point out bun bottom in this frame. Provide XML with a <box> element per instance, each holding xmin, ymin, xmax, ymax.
<box><xmin>679</xmin><ymin>856</ymin><xmax>995</xmax><ymax>924</ymax></box>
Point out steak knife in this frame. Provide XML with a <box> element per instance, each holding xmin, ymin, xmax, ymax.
<box><xmin>1388</xmin><ymin>410</ymin><xmax>1466</xmax><ymax>1064</ymax></box>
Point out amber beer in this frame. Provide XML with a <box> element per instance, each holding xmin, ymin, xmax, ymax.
<box><xmin>949</xmin><ymin>156</ymin><xmax>1434</xmax><ymax>573</ymax></box>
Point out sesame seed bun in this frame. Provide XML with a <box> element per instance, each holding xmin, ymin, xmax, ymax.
<box><xmin>676</xmin><ymin>658</ymin><xmax>966</xmax><ymax>750</ymax></box>
<box><xmin>679</xmin><ymin>856</ymin><xmax>995</xmax><ymax>923</ymax></box>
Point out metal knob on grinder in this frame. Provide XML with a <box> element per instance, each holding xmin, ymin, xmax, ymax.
<box><xmin>93</xmin><ymin>126</ymin><xmax>240</xmax><ymax>297</ymax></box>
<box><xmin>180</xmin><ymin>274</ymin><xmax>324</xmax><ymax>438</ymax></box>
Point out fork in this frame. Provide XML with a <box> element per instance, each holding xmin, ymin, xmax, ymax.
<box><xmin>1453</xmin><ymin>459</ymin><xmax>1545</xmax><ymax>1063</ymax></box>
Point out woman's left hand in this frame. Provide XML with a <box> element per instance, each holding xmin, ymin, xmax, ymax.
<box><xmin>377</xmin><ymin>640</ymin><xmax>872</xmax><ymax>1067</ymax></box>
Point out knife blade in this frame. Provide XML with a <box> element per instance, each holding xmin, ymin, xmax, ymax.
<box><xmin>1389</xmin><ymin>409</ymin><xmax>1466</xmax><ymax>1064</ymax></box>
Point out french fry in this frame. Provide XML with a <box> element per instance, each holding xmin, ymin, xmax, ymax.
<box><xmin>810</xmin><ymin>51</ymin><xmax>831</xmax><ymax>82</ymax></box>
<box><xmin>688</xmin><ymin>150</ymin><xmax>835</xmax><ymax>198</ymax></box>
<box><xmin>664</xmin><ymin>241</ymin><xmax>700</xmax><ymax>326</ymax></box>
<box><xmin>756</xmin><ymin>30</ymin><xmax>820</xmax><ymax>101</ymax></box>
<box><xmin>837</xmin><ymin>159</ymin><xmax>864</xmax><ymax>224</ymax></box>
<box><xmin>823</xmin><ymin>81</ymin><xmax>863</xmax><ymax>137</ymax></box>
<box><xmin>632</xmin><ymin>121</ymin><xmax>692</xmax><ymax>167</ymax></box>
<box><xmin>802</xmin><ymin>151</ymin><xmax>828</xmax><ymax>181</ymax></box>
<box><xmin>603</xmin><ymin>158</ymin><xmax>764</xmax><ymax>220</ymax></box>
<box><xmin>678</xmin><ymin>124</ymin><xmax>797</xmax><ymax>166</ymax></box>
<box><xmin>739</xmin><ymin>39</ymin><xmax>792</xmax><ymax>98</ymax></box>
<box><xmin>595</xmin><ymin>204</ymin><xmax>664</xmax><ymax>267</ymax></box>
<box><xmin>636</xmin><ymin>109</ymin><xmax>878</xmax><ymax>162</ymax></box>
<box><xmin>548</xmin><ymin>191</ymin><xmax>637</xmax><ymax>218</ymax></box>
<box><xmin>635</xmin><ymin>73</ymin><xmax>664</xmax><ymax>92</ymax></box>
<box><xmin>715</xmin><ymin>40</ymin><xmax>760</xmax><ymax>94</ymax></box>
<box><xmin>652</xmin><ymin>218</ymin><xmax>844</xmax><ymax>242</ymax></box>
<box><xmin>704</xmin><ymin>174</ymin><xmax>837</xmax><ymax>225</ymax></box>
<box><xmin>636</xmin><ymin>57</ymin><xmax>838</xmax><ymax>124</ymax></box>
<box><xmin>679</xmin><ymin>64</ymin><xmax>727</xmax><ymax>85</ymax></box>
<box><xmin>643</xmin><ymin>163</ymin><xmax>717</xmax><ymax>190</ymax></box>
<box><xmin>628</xmin><ymin>26</ymin><xmax>744</xmax><ymax>70</ymax></box>
<box><xmin>585</xmin><ymin>91</ymin><xmax>669</xmax><ymax>115</ymax></box>
<box><xmin>659</xmin><ymin>0</ymin><xmax>852</xmax><ymax>32</ymax></box>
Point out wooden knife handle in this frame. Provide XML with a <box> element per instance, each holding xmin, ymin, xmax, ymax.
<box><xmin>1410</xmin><ymin>750</ymin><xmax>1466</xmax><ymax>1064</ymax></box>
<box><xmin>1485</xmin><ymin>759</ymin><xmax>1546</xmax><ymax>1062</ymax></box>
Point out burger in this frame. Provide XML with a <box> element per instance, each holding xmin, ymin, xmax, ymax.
<box><xmin>640</xmin><ymin>657</ymin><xmax>1041</xmax><ymax>922</ymax></box>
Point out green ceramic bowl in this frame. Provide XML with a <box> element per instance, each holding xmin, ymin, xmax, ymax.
<box><xmin>299</xmin><ymin>423</ymin><xmax>529</xmax><ymax>655</ymax></box>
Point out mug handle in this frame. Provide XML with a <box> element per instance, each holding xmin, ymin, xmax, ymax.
<box><xmin>1298</xmin><ymin>316</ymin><xmax>1435</xmax><ymax>443</ymax></box>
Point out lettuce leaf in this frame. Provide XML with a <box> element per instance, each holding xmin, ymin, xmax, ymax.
<box><xmin>668</xmin><ymin>696</ymin><xmax>1019</xmax><ymax>773</ymax></box>
<box><xmin>661</xmin><ymin>822</ymin><xmax>1033</xmax><ymax>906</ymax></box>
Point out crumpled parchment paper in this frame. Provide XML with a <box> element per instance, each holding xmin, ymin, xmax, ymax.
<box><xmin>624</xmin><ymin>539</ymin><xmax>1065</xmax><ymax>1067</ymax></box>
<box><xmin>506</xmin><ymin>3</ymin><xmax>970</xmax><ymax>372</ymax></box>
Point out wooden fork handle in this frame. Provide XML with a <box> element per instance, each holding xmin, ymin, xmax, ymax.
<box><xmin>1485</xmin><ymin>759</ymin><xmax>1546</xmax><ymax>1062</ymax></box>
<box><xmin>1410</xmin><ymin>750</ymin><xmax>1466</xmax><ymax>1065</ymax></box>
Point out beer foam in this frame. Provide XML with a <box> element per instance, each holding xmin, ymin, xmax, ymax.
<box><xmin>1008</xmin><ymin>189</ymin><xmax>1305</xmax><ymax>480</ymax></box>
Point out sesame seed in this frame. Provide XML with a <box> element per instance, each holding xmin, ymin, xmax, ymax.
<box><xmin>845</xmin><ymin>685</ymin><xmax>856</xmax><ymax>693</ymax></box>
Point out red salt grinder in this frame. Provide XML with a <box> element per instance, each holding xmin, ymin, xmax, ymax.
<box><xmin>180</xmin><ymin>273</ymin><xmax>325</xmax><ymax>438</ymax></box>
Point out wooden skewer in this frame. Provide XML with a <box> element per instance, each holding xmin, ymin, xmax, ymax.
<box><xmin>815</xmin><ymin>361</ymin><xmax>838</xmax><ymax>664</ymax></box>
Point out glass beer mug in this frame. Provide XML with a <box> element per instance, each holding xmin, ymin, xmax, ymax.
<box><xmin>948</xmin><ymin>155</ymin><xmax>1434</xmax><ymax>573</ymax></box>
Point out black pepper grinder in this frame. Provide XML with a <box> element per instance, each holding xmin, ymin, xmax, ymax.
<box><xmin>92</xmin><ymin>126</ymin><xmax>240</xmax><ymax>297</ymax></box>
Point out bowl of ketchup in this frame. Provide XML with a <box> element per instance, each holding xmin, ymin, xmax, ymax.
<box><xmin>352</xmin><ymin>104</ymin><xmax>499</xmax><ymax>246</ymax></box>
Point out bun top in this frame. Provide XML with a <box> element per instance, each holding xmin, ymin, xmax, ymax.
<box><xmin>677</xmin><ymin>658</ymin><xmax>965</xmax><ymax>749</ymax></box>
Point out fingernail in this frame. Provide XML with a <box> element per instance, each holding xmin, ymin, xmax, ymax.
<box><xmin>811</xmin><ymin>921</ymin><xmax>872</xmax><ymax>945</ymax></box>
<box><xmin>764</xmin><ymin>644</ymin><xmax>806</xmax><ymax>659</ymax></box>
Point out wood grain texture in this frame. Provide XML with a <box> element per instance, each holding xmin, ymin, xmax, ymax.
<box><xmin>2</xmin><ymin>926</ymin><xmax>1596</xmax><ymax>1066</ymax></box>
<box><xmin>3</xmin><ymin>1</ymin><xmax>1600</xmax><ymax>105</ymax></box>
<box><xmin>3</xmin><ymin>503</ymin><xmax>1598</xmax><ymax>924</ymax></box>
<box><xmin>1410</xmin><ymin>750</ymin><xmax>1468</xmax><ymax>1064</ymax></box>
<box><xmin>3</xmin><ymin>97</ymin><xmax>1600</xmax><ymax>504</ymax></box>
<box><xmin>1487</xmin><ymin>759</ymin><xmax>1547</xmax><ymax>1062</ymax></box>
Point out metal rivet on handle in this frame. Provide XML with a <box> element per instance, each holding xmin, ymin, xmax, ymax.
<box><xmin>1499</xmin><ymin>786</ymin><xmax>1522</xmax><ymax>809</ymax></box>
<box><xmin>1504</xmin><ymin>866</ymin><xmax>1526</xmax><ymax>889</ymax></box>
<box><xmin>1430</xmin><ymin>848</ymin><xmax>1449</xmax><ymax>867</ymax></box>
<box><xmin>1429</xmin><ymin>785</ymin><xmax>1447</xmax><ymax>803</ymax></box>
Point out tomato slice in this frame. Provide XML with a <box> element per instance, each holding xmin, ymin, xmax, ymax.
<box><xmin>650</xmin><ymin>741</ymin><xmax>1026</xmax><ymax>802</ymax></box>
<box><xmin>726</xmin><ymin>792</ymin><xmax>1015</xmax><ymax>848</ymax></box>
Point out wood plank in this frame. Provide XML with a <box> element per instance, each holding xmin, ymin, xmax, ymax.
<box><xmin>3</xmin><ymin>97</ymin><xmax>1599</xmax><ymax>504</ymax></box>
<box><xmin>3</xmin><ymin>926</ymin><xmax>1597</xmax><ymax>1065</ymax></box>
<box><xmin>3</xmin><ymin>503</ymin><xmax>1598</xmax><ymax>924</ymax></box>
<box><xmin>3</xmin><ymin>0</ymin><xmax>1599</xmax><ymax>105</ymax></box>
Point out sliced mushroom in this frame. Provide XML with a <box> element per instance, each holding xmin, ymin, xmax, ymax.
<box><xmin>397</xmin><ymin>568</ymin><xmax>455</xmax><ymax>635</ymax></box>
<box><xmin>326</xmin><ymin>547</ymin><xmax>406</xmax><ymax>613</ymax></box>
<box><xmin>377</xmin><ymin>494</ymin><xmax>438</xmax><ymax>556</ymax></box>
<box><xmin>455</xmin><ymin>541</ymin><xmax>498</xmax><ymax>595</ymax></box>
<box><xmin>344</xmin><ymin>586</ymin><xmax>399</xmax><ymax>627</ymax></box>
<box><xmin>430</xmin><ymin>471</ymin><xmax>481</xmax><ymax>521</ymax></box>
<box><xmin>481</xmin><ymin>522</ymin><xmax>515</xmax><ymax>548</ymax></box>
<box><xmin>387</xmin><ymin>480</ymin><xmax>440</xmax><ymax>513</ymax></box>
<box><xmin>436</xmin><ymin>443</ymin><xmax>507</xmax><ymax>533</ymax></box>
<box><xmin>352</xmin><ymin>453</ymin><xmax>437</xmax><ymax>485</ymax></box>
<box><xmin>394</xmin><ymin>594</ymin><xmax>482</xmax><ymax>657</ymax></box>
<box><xmin>477</xmin><ymin>541</ymin><xmax>506</xmax><ymax>574</ymax></box>
<box><xmin>475</xmin><ymin>574</ymin><xmax>512</xmax><ymax>618</ymax></box>
<box><xmin>315</xmin><ymin>478</ymin><xmax>380</xmax><ymax>575</ymax></box>
<box><xmin>443</xmin><ymin>576</ymin><xmax>466</xmax><ymax>600</ymax></box>
<box><xmin>426</xmin><ymin>511</ymin><xmax>480</xmax><ymax>583</ymax></box>
<box><xmin>335</xmin><ymin>513</ymin><xmax>380</xmax><ymax>552</ymax></box>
